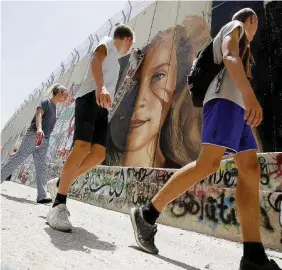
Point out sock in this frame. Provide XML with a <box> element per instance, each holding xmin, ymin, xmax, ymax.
<box><xmin>142</xmin><ymin>202</ymin><xmax>160</xmax><ymax>225</ymax></box>
<box><xmin>56</xmin><ymin>178</ymin><xmax>60</xmax><ymax>188</ymax></box>
<box><xmin>52</xmin><ymin>193</ymin><xmax>67</xmax><ymax>208</ymax></box>
<box><xmin>243</xmin><ymin>242</ymin><xmax>269</xmax><ymax>265</ymax></box>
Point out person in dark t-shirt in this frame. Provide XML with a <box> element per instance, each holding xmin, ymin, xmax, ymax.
<box><xmin>1</xmin><ymin>84</ymin><xmax>68</xmax><ymax>204</ymax></box>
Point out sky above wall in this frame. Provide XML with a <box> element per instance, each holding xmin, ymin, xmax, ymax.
<box><xmin>1</xmin><ymin>0</ymin><xmax>127</xmax><ymax>129</ymax></box>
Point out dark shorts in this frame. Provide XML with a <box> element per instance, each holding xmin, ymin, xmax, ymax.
<box><xmin>73</xmin><ymin>91</ymin><xmax>108</xmax><ymax>147</ymax></box>
<box><xmin>201</xmin><ymin>98</ymin><xmax>258</xmax><ymax>155</ymax></box>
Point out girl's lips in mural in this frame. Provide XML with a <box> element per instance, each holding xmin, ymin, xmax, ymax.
<box><xmin>130</xmin><ymin>119</ymin><xmax>149</xmax><ymax>129</ymax></box>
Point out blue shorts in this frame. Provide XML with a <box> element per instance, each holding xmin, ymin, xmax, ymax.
<box><xmin>201</xmin><ymin>98</ymin><xmax>258</xmax><ymax>155</ymax></box>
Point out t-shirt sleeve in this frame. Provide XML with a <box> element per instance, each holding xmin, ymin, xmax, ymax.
<box><xmin>221</xmin><ymin>20</ymin><xmax>245</xmax><ymax>41</ymax></box>
<box><xmin>93</xmin><ymin>36</ymin><xmax>114</xmax><ymax>56</ymax></box>
<box><xmin>37</xmin><ymin>99</ymin><xmax>48</xmax><ymax>113</ymax></box>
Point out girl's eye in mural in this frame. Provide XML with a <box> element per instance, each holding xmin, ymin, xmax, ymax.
<box><xmin>150</xmin><ymin>72</ymin><xmax>165</xmax><ymax>84</ymax></box>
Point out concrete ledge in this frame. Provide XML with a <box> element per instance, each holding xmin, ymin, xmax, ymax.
<box><xmin>11</xmin><ymin>152</ymin><xmax>282</xmax><ymax>251</ymax></box>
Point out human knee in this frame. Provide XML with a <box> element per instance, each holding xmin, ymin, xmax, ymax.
<box><xmin>63</xmin><ymin>142</ymin><xmax>90</xmax><ymax>171</ymax></box>
<box><xmin>90</xmin><ymin>151</ymin><xmax>106</xmax><ymax>164</ymax></box>
<box><xmin>90</xmin><ymin>145</ymin><xmax>106</xmax><ymax>164</ymax></box>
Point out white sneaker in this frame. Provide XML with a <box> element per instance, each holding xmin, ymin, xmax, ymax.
<box><xmin>47</xmin><ymin>177</ymin><xmax>59</xmax><ymax>202</ymax></box>
<box><xmin>46</xmin><ymin>204</ymin><xmax>72</xmax><ymax>232</ymax></box>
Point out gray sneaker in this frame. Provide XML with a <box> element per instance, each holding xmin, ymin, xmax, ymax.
<box><xmin>130</xmin><ymin>207</ymin><xmax>159</xmax><ymax>254</ymax></box>
<box><xmin>46</xmin><ymin>204</ymin><xmax>72</xmax><ymax>232</ymax></box>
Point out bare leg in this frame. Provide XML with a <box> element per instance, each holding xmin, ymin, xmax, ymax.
<box><xmin>130</xmin><ymin>144</ymin><xmax>226</xmax><ymax>254</ymax></box>
<box><xmin>47</xmin><ymin>142</ymin><xmax>106</xmax><ymax>232</ymax></box>
<box><xmin>232</xmin><ymin>150</ymin><xmax>274</xmax><ymax>267</ymax></box>
<box><xmin>58</xmin><ymin>140</ymin><xmax>91</xmax><ymax>195</ymax></box>
<box><xmin>152</xmin><ymin>144</ymin><xmax>226</xmax><ymax>212</ymax></box>
<box><xmin>72</xmin><ymin>144</ymin><xmax>106</xmax><ymax>179</ymax></box>
<box><xmin>234</xmin><ymin>150</ymin><xmax>261</xmax><ymax>242</ymax></box>
<box><xmin>57</xmin><ymin>143</ymin><xmax>106</xmax><ymax>193</ymax></box>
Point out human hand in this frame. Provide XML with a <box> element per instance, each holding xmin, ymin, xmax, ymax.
<box><xmin>96</xmin><ymin>87</ymin><xmax>112</xmax><ymax>109</ymax></box>
<box><xmin>243</xmin><ymin>91</ymin><xmax>263</xmax><ymax>127</ymax></box>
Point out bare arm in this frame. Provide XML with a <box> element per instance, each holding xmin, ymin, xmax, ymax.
<box><xmin>222</xmin><ymin>27</ymin><xmax>253</xmax><ymax>95</ymax></box>
<box><xmin>35</xmin><ymin>107</ymin><xmax>44</xmax><ymax>132</ymax></box>
<box><xmin>91</xmin><ymin>45</ymin><xmax>112</xmax><ymax>108</ymax></box>
<box><xmin>91</xmin><ymin>45</ymin><xmax>107</xmax><ymax>92</ymax></box>
<box><xmin>222</xmin><ymin>27</ymin><xmax>262</xmax><ymax>127</ymax></box>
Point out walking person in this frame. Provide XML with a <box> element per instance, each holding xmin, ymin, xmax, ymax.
<box><xmin>130</xmin><ymin>8</ymin><xmax>281</xmax><ymax>270</ymax></box>
<box><xmin>46</xmin><ymin>24</ymin><xmax>134</xmax><ymax>232</ymax></box>
<box><xmin>1</xmin><ymin>84</ymin><xmax>68</xmax><ymax>203</ymax></box>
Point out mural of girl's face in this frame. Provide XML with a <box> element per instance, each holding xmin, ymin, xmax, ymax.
<box><xmin>126</xmin><ymin>32</ymin><xmax>177</xmax><ymax>151</ymax></box>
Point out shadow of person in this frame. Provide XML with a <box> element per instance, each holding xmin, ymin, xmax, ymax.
<box><xmin>156</xmin><ymin>254</ymin><xmax>201</xmax><ymax>270</ymax></box>
<box><xmin>129</xmin><ymin>246</ymin><xmax>200</xmax><ymax>270</ymax></box>
<box><xmin>1</xmin><ymin>193</ymin><xmax>38</xmax><ymax>206</ymax></box>
<box><xmin>44</xmin><ymin>226</ymin><xmax>116</xmax><ymax>253</ymax></box>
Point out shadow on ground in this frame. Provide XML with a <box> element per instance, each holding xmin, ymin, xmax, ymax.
<box><xmin>44</xmin><ymin>226</ymin><xmax>116</xmax><ymax>253</ymax></box>
<box><xmin>1</xmin><ymin>193</ymin><xmax>38</xmax><ymax>206</ymax></box>
<box><xmin>129</xmin><ymin>245</ymin><xmax>201</xmax><ymax>270</ymax></box>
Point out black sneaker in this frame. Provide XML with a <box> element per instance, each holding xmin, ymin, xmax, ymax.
<box><xmin>130</xmin><ymin>207</ymin><xmax>159</xmax><ymax>254</ymax></box>
<box><xmin>37</xmin><ymin>198</ymin><xmax>53</xmax><ymax>204</ymax></box>
<box><xmin>240</xmin><ymin>258</ymin><xmax>281</xmax><ymax>270</ymax></box>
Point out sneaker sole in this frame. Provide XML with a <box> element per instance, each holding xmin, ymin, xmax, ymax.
<box><xmin>46</xmin><ymin>216</ymin><xmax>72</xmax><ymax>233</ymax></box>
<box><xmin>46</xmin><ymin>221</ymin><xmax>72</xmax><ymax>233</ymax></box>
<box><xmin>130</xmin><ymin>207</ymin><xmax>158</xmax><ymax>254</ymax></box>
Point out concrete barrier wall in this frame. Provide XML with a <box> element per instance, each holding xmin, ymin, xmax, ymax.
<box><xmin>11</xmin><ymin>152</ymin><xmax>282</xmax><ymax>251</ymax></box>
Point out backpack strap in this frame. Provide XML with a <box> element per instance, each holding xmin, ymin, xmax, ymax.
<box><xmin>215</xmin><ymin>67</ymin><xmax>225</xmax><ymax>93</ymax></box>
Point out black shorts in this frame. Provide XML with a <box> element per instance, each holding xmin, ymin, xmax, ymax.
<box><xmin>73</xmin><ymin>91</ymin><xmax>108</xmax><ymax>147</ymax></box>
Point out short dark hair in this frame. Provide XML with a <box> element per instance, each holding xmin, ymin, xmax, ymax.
<box><xmin>113</xmin><ymin>24</ymin><xmax>134</xmax><ymax>41</ymax></box>
<box><xmin>52</xmin><ymin>84</ymin><xmax>67</xmax><ymax>96</ymax></box>
<box><xmin>232</xmin><ymin>8</ymin><xmax>256</xmax><ymax>22</ymax></box>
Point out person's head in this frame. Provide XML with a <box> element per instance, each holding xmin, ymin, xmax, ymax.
<box><xmin>232</xmin><ymin>8</ymin><xmax>258</xmax><ymax>42</ymax></box>
<box><xmin>51</xmin><ymin>84</ymin><xmax>68</xmax><ymax>103</ymax></box>
<box><xmin>113</xmin><ymin>24</ymin><xmax>135</xmax><ymax>56</ymax></box>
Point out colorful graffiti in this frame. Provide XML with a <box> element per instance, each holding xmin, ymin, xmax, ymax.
<box><xmin>11</xmin><ymin>152</ymin><xmax>282</xmax><ymax>250</ymax></box>
<box><xmin>204</xmin><ymin>155</ymin><xmax>282</xmax><ymax>191</ymax></box>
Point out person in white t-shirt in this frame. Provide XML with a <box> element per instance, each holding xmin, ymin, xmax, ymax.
<box><xmin>46</xmin><ymin>24</ymin><xmax>134</xmax><ymax>231</ymax></box>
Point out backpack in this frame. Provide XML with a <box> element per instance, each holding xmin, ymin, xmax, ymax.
<box><xmin>187</xmin><ymin>40</ymin><xmax>224</xmax><ymax>107</ymax></box>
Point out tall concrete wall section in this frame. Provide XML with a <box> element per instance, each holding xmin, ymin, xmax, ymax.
<box><xmin>264</xmin><ymin>1</ymin><xmax>282</xmax><ymax>151</ymax></box>
<box><xmin>131</xmin><ymin>2</ymin><xmax>156</xmax><ymax>49</ymax></box>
